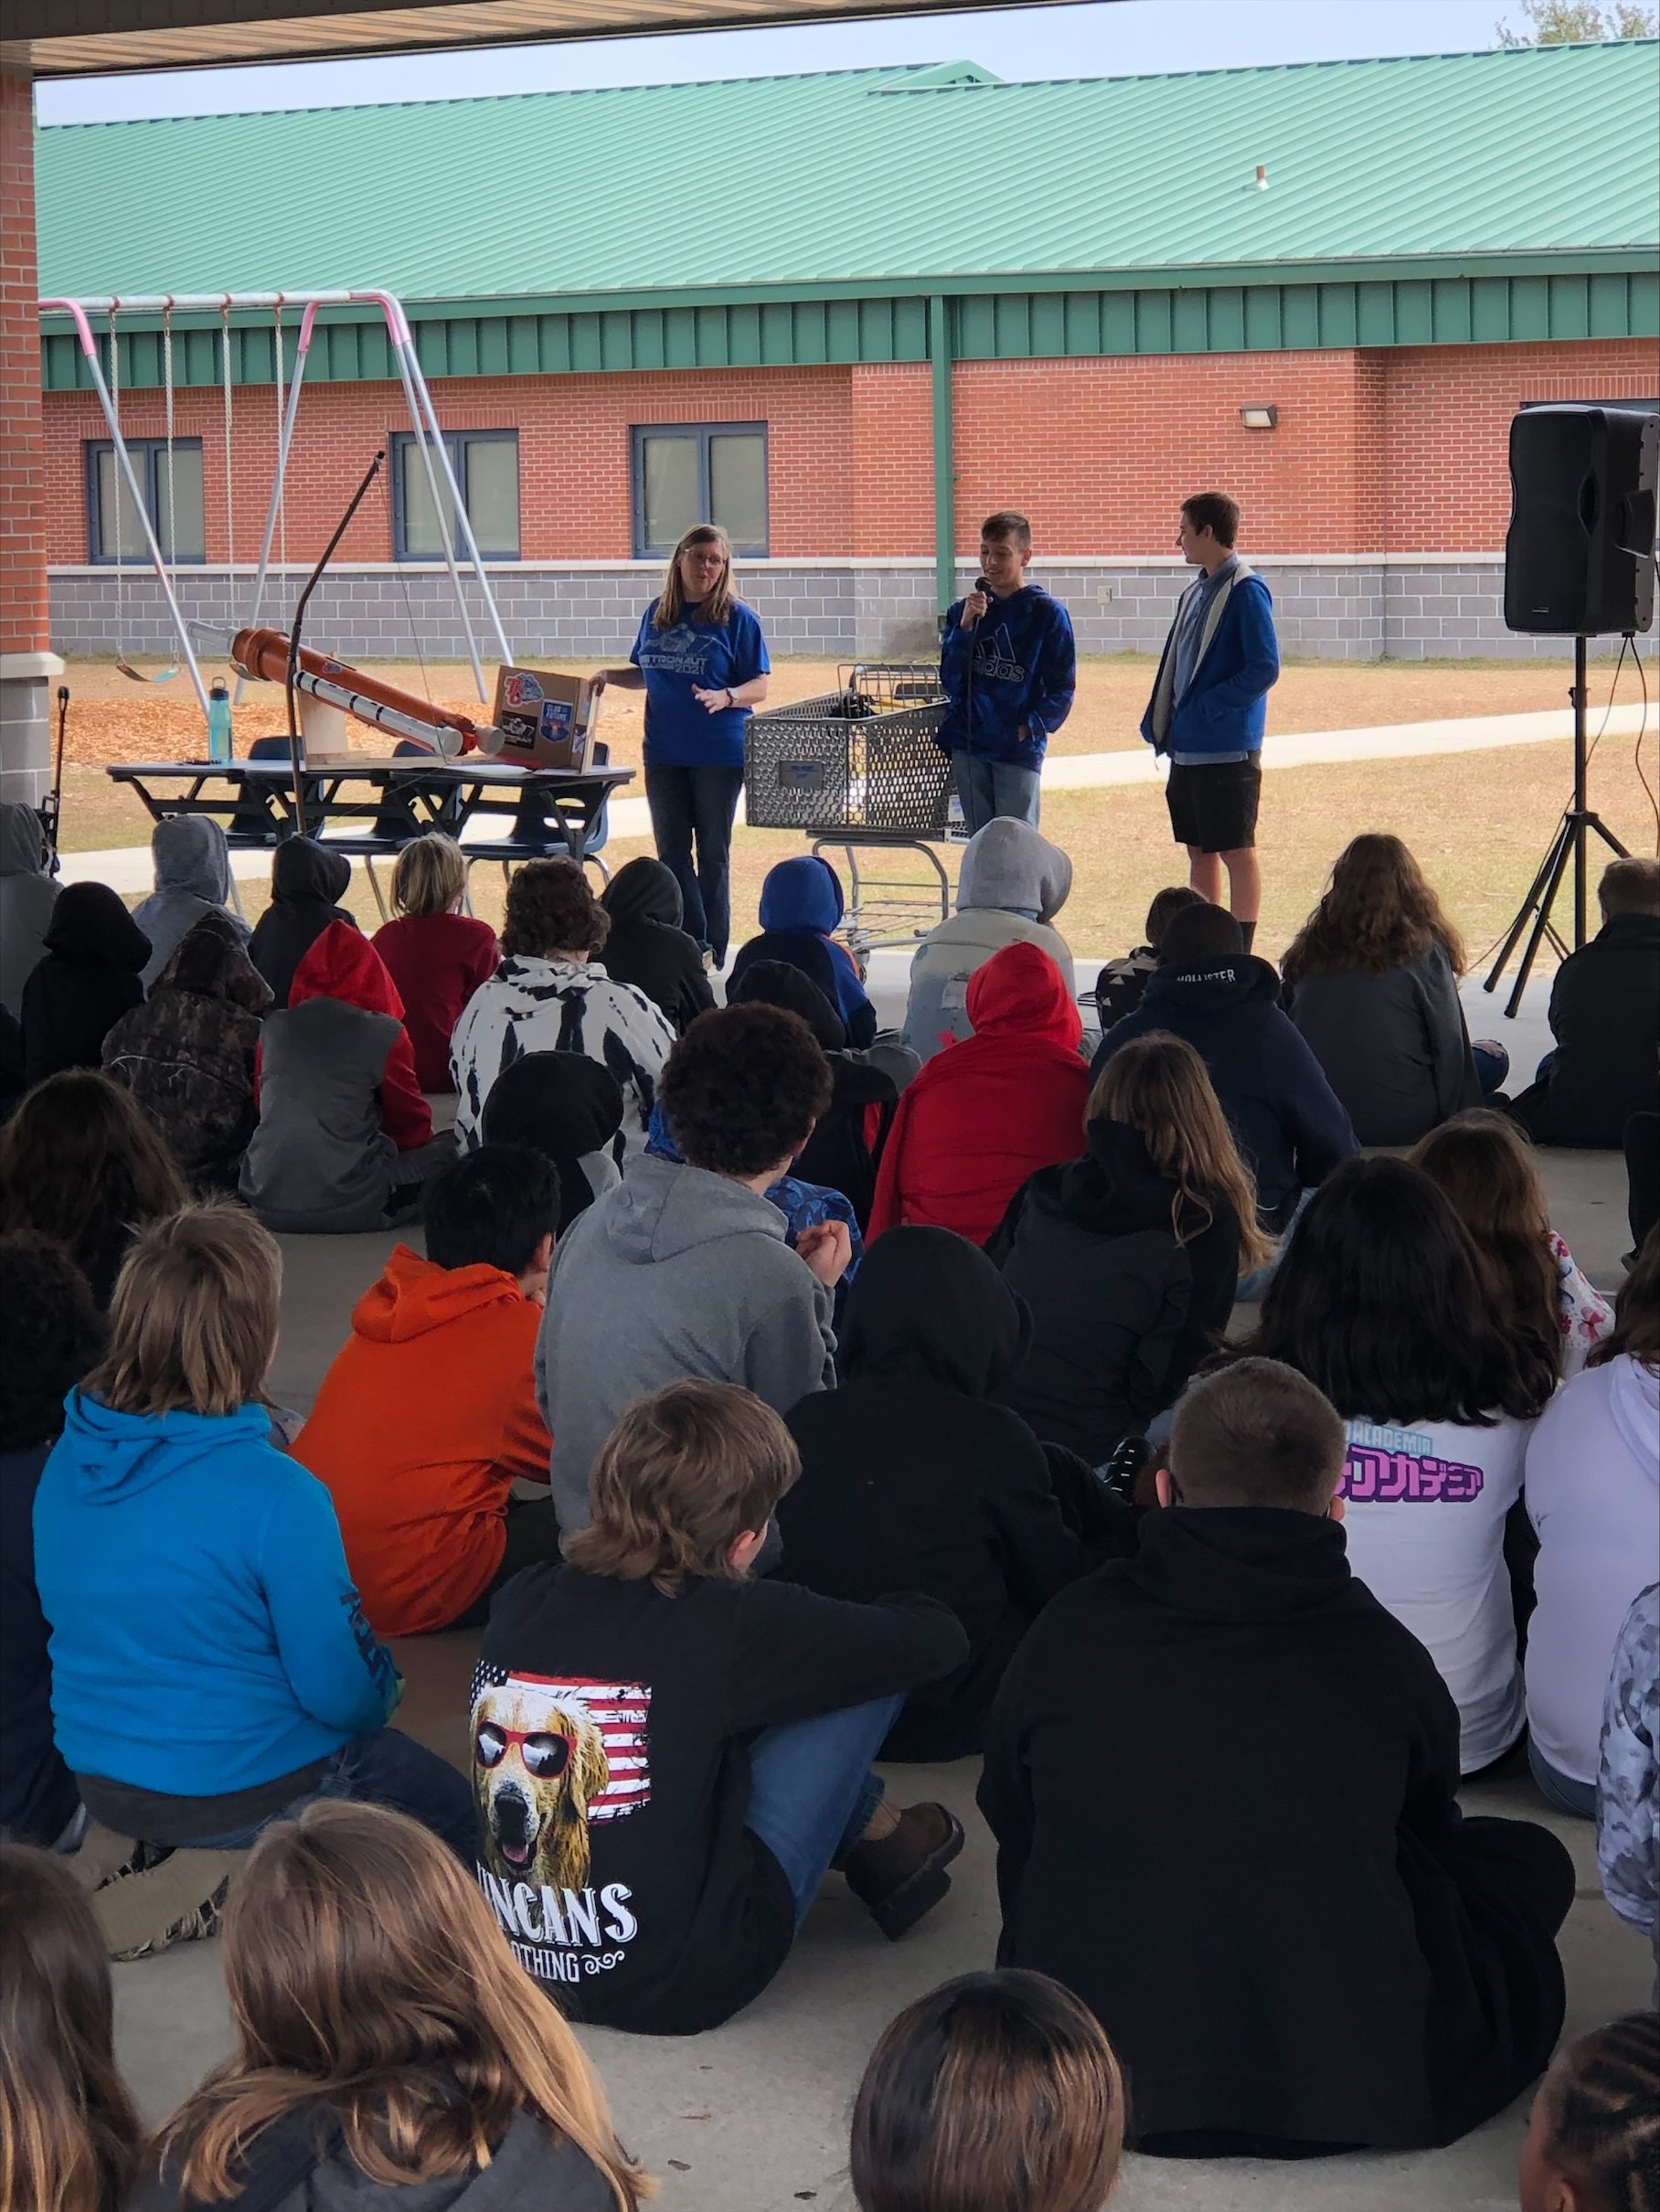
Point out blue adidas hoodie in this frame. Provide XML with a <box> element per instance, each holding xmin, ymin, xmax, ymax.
<box><xmin>938</xmin><ymin>584</ymin><xmax>1077</xmax><ymax>769</ymax></box>
<box><xmin>34</xmin><ymin>1394</ymin><xmax>398</xmax><ymax>1799</ymax></box>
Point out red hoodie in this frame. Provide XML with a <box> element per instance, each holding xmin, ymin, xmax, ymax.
<box><xmin>256</xmin><ymin>920</ymin><xmax>432</xmax><ymax>1149</ymax></box>
<box><xmin>867</xmin><ymin>940</ymin><xmax>1088</xmax><ymax>1246</ymax></box>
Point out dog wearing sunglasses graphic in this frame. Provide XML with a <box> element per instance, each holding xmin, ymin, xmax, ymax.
<box><xmin>473</xmin><ymin>1678</ymin><xmax>612</xmax><ymax>1893</ymax></box>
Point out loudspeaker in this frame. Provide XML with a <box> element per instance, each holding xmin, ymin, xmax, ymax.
<box><xmin>1504</xmin><ymin>403</ymin><xmax>1657</xmax><ymax>636</ymax></box>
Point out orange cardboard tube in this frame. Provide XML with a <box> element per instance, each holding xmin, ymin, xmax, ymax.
<box><xmin>231</xmin><ymin>627</ymin><xmax>489</xmax><ymax>755</ymax></box>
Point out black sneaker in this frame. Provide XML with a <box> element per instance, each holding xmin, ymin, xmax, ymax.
<box><xmin>843</xmin><ymin>1802</ymin><xmax>964</xmax><ymax>1940</ymax></box>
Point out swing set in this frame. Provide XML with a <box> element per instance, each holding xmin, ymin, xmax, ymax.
<box><xmin>37</xmin><ymin>289</ymin><xmax>515</xmax><ymax>736</ymax></box>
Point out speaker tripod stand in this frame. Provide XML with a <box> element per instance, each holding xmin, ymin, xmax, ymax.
<box><xmin>1484</xmin><ymin>635</ymin><xmax>1629</xmax><ymax>1018</ymax></box>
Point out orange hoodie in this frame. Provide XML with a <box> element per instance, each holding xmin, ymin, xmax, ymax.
<box><xmin>295</xmin><ymin>1243</ymin><xmax>550</xmax><ymax>1636</ymax></box>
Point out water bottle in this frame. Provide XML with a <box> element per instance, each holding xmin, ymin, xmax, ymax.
<box><xmin>207</xmin><ymin>680</ymin><xmax>233</xmax><ymax>765</ymax></box>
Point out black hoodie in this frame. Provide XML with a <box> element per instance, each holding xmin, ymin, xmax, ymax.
<box><xmin>20</xmin><ymin>882</ymin><xmax>150</xmax><ymax>1085</ymax></box>
<box><xmin>248</xmin><ymin>837</ymin><xmax>358</xmax><ymax>1010</ymax></box>
<box><xmin>1092</xmin><ymin>953</ymin><xmax>1357</xmax><ymax>1230</ymax></box>
<box><xmin>779</xmin><ymin>1227</ymin><xmax>1093</xmax><ymax>1760</ymax></box>
<box><xmin>599</xmin><ymin>858</ymin><xmax>716</xmax><ymax>1036</ymax></box>
<box><xmin>1511</xmin><ymin>909</ymin><xmax>1660</xmax><ymax>1146</ymax></box>
<box><xmin>986</xmin><ymin>1120</ymin><xmax>1240</xmax><ymax>1464</ymax></box>
<box><xmin>980</xmin><ymin>1507</ymin><xmax>1571</xmax><ymax>2152</ymax></box>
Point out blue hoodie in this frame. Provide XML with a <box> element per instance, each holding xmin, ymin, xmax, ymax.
<box><xmin>34</xmin><ymin>1394</ymin><xmax>398</xmax><ymax>1799</ymax></box>
<box><xmin>746</xmin><ymin>857</ymin><xmax>878</xmax><ymax>1047</ymax></box>
<box><xmin>937</xmin><ymin>585</ymin><xmax>1076</xmax><ymax>769</ymax></box>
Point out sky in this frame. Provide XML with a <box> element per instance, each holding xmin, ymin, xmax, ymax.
<box><xmin>37</xmin><ymin>0</ymin><xmax>1532</xmax><ymax>124</ymax></box>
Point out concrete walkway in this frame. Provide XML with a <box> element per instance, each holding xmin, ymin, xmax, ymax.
<box><xmin>59</xmin><ymin>701</ymin><xmax>1647</xmax><ymax>890</ymax></box>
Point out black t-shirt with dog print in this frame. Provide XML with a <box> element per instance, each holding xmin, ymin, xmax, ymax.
<box><xmin>474</xmin><ymin>1565</ymin><xmax>965</xmax><ymax>2034</ymax></box>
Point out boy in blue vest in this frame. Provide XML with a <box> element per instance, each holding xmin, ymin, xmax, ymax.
<box><xmin>937</xmin><ymin>512</ymin><xmax>1076</xmax><ymax>835</ymax></box>
<box><xmin>1142</xmin><ymin>493</ymin><xmax>1280</xmax><ymax>952</ymax></box>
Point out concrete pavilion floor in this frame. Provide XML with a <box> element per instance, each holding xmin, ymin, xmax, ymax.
<box><xmin>112</xmin><ymin>973</ymin><xmax>1653</xmax><ymax>2212</ymax></box>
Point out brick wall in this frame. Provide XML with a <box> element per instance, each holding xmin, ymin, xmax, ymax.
<box><xmin>1</xmin><ymin>67</ymin><xmax>46</xmax><ymax>655</ymax></box>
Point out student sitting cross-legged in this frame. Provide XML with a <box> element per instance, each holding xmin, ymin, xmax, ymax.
<box><xmin>31</xmin><ymin>1203</ymin><xmax>476</xmax><ymax>1864</ymax></box>
<box><xmin>295</xmin><ymin>1146</ymin><xmax>561</xmax><ymax>1641</ymax></box>
<box><xmin>979</xmin><ymin>1357</ymin><xmax>1575</xmax><ymax>2158</ymax></box>
<box><xmin>475</xmin><ymin>1379</ymin><xmax>970</xmax><ymax>2033</ymax></box>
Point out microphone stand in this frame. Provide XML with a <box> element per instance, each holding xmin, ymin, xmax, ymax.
<box><xmin>283</xmin><ymin>450</ymin><xmax>385</xmax><ymax>837</ymax></box>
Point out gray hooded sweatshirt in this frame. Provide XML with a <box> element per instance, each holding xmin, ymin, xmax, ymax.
<box><xmin>0</xmin><ymin>801</ymin><xmax>59</xmax><ymax>1018</ymax></box>
<box><xmin>901</xmin><ymin>817</ymin><xmax>1074</xmax><ymax>1061</ymax></box>
<box><xmin>536</xmin><ymin>1150</ymin><xmax>836</xmax><ymax>1533</ymax></box>
<box><xmin>132</xmin><ymin>815</ymin><xmax>249</xmax><ymax>989</ymax></box>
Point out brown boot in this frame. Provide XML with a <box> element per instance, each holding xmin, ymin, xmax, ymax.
<box><xmin>843</xmin><ymin>1802</ymin><xmax>963</xmax><ymax>1940</ymax></box>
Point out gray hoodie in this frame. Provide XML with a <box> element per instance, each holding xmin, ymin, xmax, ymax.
<box><xmin>901</xmin><ymin>817</ymin><xmax>1074</xmax><ymax>1061</ymax></box>
<box><xmin>132</xmin><ymin>815</ymin><xmax>250</xmax><ymax>989</ymax></box>
<box><xmin>536</xmin><ymin>1151</ymin><xmax>835</xmax><ymax>1533</ymax></box>
<box><xmin>0</xmin><ymin>801</ymin><xmax>59</xmax><ymax>1018</ymax></box>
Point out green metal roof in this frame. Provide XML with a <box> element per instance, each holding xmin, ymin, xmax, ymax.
<box><xmin>37</xmin><ymin>40</ymin><xmax>1659</xmax><ymax>311</ymax></box>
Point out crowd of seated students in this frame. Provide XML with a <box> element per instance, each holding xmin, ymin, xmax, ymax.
<box><xmin>3</xmin><ymin>814</ymin><xmax>1658</xmax><ymax>2212</ymax></box>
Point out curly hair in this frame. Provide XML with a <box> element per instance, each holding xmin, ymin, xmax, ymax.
<box><xmin>500</xmin><ymin>859</ymin><xmax>611</xmax><ymax>962</ymax></box>
<box><xmin>1282</xmin><ymin>833</ymin><xmax>1465</xmax><ymax>984</ymax></box>
<box><xmin>0</xmin><ymin>1238</ymin><xmax>106</xmax><ymax>1452</ymax></box>
<box><xmin>0</xmin><ymin>1069</ymin><xmax>188</xmax><ymax>1306</ymax></box>
<box><xmin>658</xmin><ymin>1004</ymin><xmax>832</xmax><ymax>1178</ymax></box>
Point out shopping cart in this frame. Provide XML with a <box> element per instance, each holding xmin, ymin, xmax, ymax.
<box><xmin>744</xmin><ymin>665</ymin><xmax>961</xmax><ymax>954</ymax></box>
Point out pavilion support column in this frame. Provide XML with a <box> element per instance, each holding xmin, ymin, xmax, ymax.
<box><xmin>0</xmin><ymin>62</ymin><xmax>60</xmax><ymax>808</ymax></box>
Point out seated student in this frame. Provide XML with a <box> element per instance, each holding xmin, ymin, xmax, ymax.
<box><xmin>450</xmin><ymin>857</ymin><xmax>676</xmax><ymax>1156</ymax></box>
<box><xmin>32</xmin><ymin>1203</ymin><xmax>476</xmax><ymax>1859</ymax></box>
<box><xmin>476</xmin><ymin>1379</ymin><xmax>970</xmax><ymax>2031</ymax></box>
<box><xmin>869</xmin><ymin>941</ymin><xmax>1090</xmax><ymax>1247</ymax></box>
<box><xmin>1093</xmin><ymin>883</ymin><xmax>1205</xmax><ymax>1033</ymax></box>
<box><xmin>1510</xmin><ymin>855</ymin><xmax>1660</xmax><ymax>1147</ymax></box>
<box><xmin>1235</xmin><ymin>1155</ymin><xmax>1558</xmax><ymax>1773</ymax></box>
<box><xmin>980</xmin><ymin>1357</ymin><xmax>1575</xmax><ymax>2157</ymax></box>
<box><xmin>779</xmin><ymin>1226</ymin><xmax>1092</xmax><ymax>1761</ymax></box>
<box><xmin>1524</xmin><ymin>1228</ymin><xmax>1659</xmax><ymax>1818</ymax></box>
<box><xmin>132</xmin><ymin>815</ymin><xmax>250</xmax><ymax>991</ymax></box>
<box><xmin>102</xmin><ymin>910</ymin><xmax>272</xmax><ymax>1194</ymax></box>
<box><xmin>481</xmin><ymin>1049</ymin><xmax>627</xmax><ymax>1234</ymax></box>
<box><xmin>240</xmin><ymin>920</ymin><xmax>450</xmax><ymax>1234</ymax></box>
<box><xmin>1092</xmin><ymin>900</ymin><xmax>1357</xmax><ymax>1235</ymax></box>
<box><xmin>295</xmin><ymin>1148</ymin><xmax>559</xmax><ymax>1640</ymax></box>
<box><xmin>731</xmin><ymin>855</ymin><xmax>878</xmax><ymax>1048</ymax></box>
<box><xmin>1598</xmin><ymin>1584</ymin><xmax>1658</xmax><ymax>1978</ymax></box>
<box><xmin>1627</xmin><ymin>1110</ymin><xmax>1660</xmax><ymax>1258</ymax></box>
<box><xmin>0</xmin><ymin>1239</ymin><xmax>105</xmax><ymax>1850</ymax></box>
<box><xmin>900</xmin><ymin>818</ymin><xmax>1074</xmax><ymax>1063</ymax></box>
<box><xmin>536</xmin><ymin>1002</ymin><xmax>846</xmax><ymax>1534</ymax></box>
<box><xmin>0</xmin><ymin>1005</ymin><xmax>23</xmax><ymax>1121</ymax></box>
<box><xmin>370</xmin><ymin>832</ymin><xmax>499</xmax><ymax>1093</ymax></box>
<box><xmin>599</xmin><ymin>855</ymin><xmax>716</xmax><ymax>1036</ymax></box>
<box><xmin>0</xmin><ymin>1841</ymin><xmax>143</xmax><ymax>2212</ymax></box>
<box><xmin>1517</xmin><ymin>2015</ymin><xmax>1660</xmax><ymax>2212</ymax></box>
<box><xmin>21</xmin><ymin>881</ymin><xmax>149</xmax><ymax>1088</ymax></box>
<box><xmin>988</xmin><ymin>1033</ymin><xmax>1267</xmax><ymax>1467</ymax></box>
<box><xmin>727</xmin><ymin>958</ymin><xmax>899</xmax><ymax>1232</ymax></box>
<box><xmin>1413</xmin><ymin>1109</ymin><xmax>1612</xmax><ymax>1381</ymax></box>
<box><xmin>850</xmin><ymin>1971</ymin><xmax>1126</xmax><ymax>2212</ymax></box>
<box><xmin>246</xmin><ymin>835</ymin><xmax>357</xmax><ymax>1011</ymax></box>
<box><xmin>131</xmin><ymin>1802</ymin><xmax>649</xmax><ymax>2212</ymax></box>
<box><xmin>1279</xmin><ymin>833</ymin><xmax>1490</xmax><ymax>1144</ymax></box>
<box><xmin>0</xmin><ymin>1069</ymin><xmax>188</xmax><ymax>1307</ymax></box>
<box><xmin>0</xmin><ymin>799</ymin><xmax>60</xmax><ymax>1020</ymax></box>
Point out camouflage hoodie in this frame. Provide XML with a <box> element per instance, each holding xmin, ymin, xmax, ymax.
<box><xmin>1598</xmin><ymin>1580</ymin><xmax>1658</xmax><ymax>1992</ymax></box>
<box><xmin>102</xmin><ymin>909</ymin><xmax>272</xmax><ymax>1190</ymax></box>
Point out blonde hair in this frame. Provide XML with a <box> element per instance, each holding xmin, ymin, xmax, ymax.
<box><xmin>653</xmin><ymin>525</ymin><xmax>737</xmax><ymax>630</ymax></box>
<box><xmin>391</xmin><ymin>833</ymin><xmax>468</xmax><ymax>920</ymax></box>
<box><xmin>1282</xmin><ymin>833</ymin><xmax>1465</xmax><ymax>984</ymax></box>
<box><xmin>148</xmin><ymin>1802</ymin><xmax>651</xmax><ymax>2208</ymax></box>
<box><xmin>566</xmin><ymin>1379</ymin><xmax>798</xmax><ymax>1594</ymax></box>
<box><xmin>84</xmin><ymin>1202</ymin><xmax>280</xmax><ymax>1420</ymax></box>
<box><xmin>1088</xmin><ymin>1033</ymin><xmax>1272</xmax><ymax>1269</ymax></box>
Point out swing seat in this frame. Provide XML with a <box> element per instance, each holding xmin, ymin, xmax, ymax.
<box><xmin>117</xmin><ymin>659</ymin><xmax>180</xmax><ymax>685</ymax></box>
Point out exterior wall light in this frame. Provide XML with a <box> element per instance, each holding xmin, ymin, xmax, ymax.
<box><xmin>1240</xmin><ymin>405</ymin><xmax>1279</xmax><ymax>430</ymax></box>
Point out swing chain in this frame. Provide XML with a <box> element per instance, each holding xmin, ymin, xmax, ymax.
<box><xmin>220</xmin><ymin>299</ymin><xmax>235</xmax><ymax>574</ymax></box>
<box><xmin>161</xmin><ymin>300</ymin><xmax>178</xmax><ymax>573</ymax></box>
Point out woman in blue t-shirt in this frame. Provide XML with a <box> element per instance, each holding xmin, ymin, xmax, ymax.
<box><xmin>593</xmin><ymin>525</ymin><xmax>770</xmax><ymax>968</ymax></box>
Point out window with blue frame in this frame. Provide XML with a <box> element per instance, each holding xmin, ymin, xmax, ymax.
<box><xmin>86</xmin><ymin>439</ymin><xmax>205</xmax><ymax>563</ymax></box>
<box><xmin>631</xmin><ymin>423</ymin><xmax>768</xmax><ymax>558</ymax></box>
<box><xmin>390</xmin><ymin>430</ymin><xmax>520</xmax><ymax>560</ymax></box>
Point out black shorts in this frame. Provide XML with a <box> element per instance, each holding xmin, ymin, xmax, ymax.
<box><xmin>1166</xmin><ymin>757</ymin><xmax>1261</xmax><ymax>854</ymax></box>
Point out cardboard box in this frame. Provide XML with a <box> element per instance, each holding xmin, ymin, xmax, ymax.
<box><xmin>491</xmin><ymin>665</ymin><xmax>599</xmax><ymax>771</ymax></box>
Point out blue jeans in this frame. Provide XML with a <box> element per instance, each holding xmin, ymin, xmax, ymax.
<box><xmin>1472</xmin><ymin>1041</ymin><xmax>1511</xmax><ymax>1094</ymax></box>
<box><xmin>645</xmin><ymin>761</ymin><xmax>745</xmax><ymax>964</ymax></box>
<box><xmin>744</xmin><ymin>1695</ymin><xmax>902</xmax><ymax>1926</ymax></box>
<box><xmin>1527</xmin><ymin>1739</ymin><xmax>1596</xmax><ymax>1821</ymax></box>
<box><xmin>952</xmin><ymin>753</ymin><xmax>1042</xmax><ymax>835</ymax></box>
<box><xmin>169</xmin><ymin>1728</ymin><xmax>479</xmax><ymax>1864</ymax></box>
